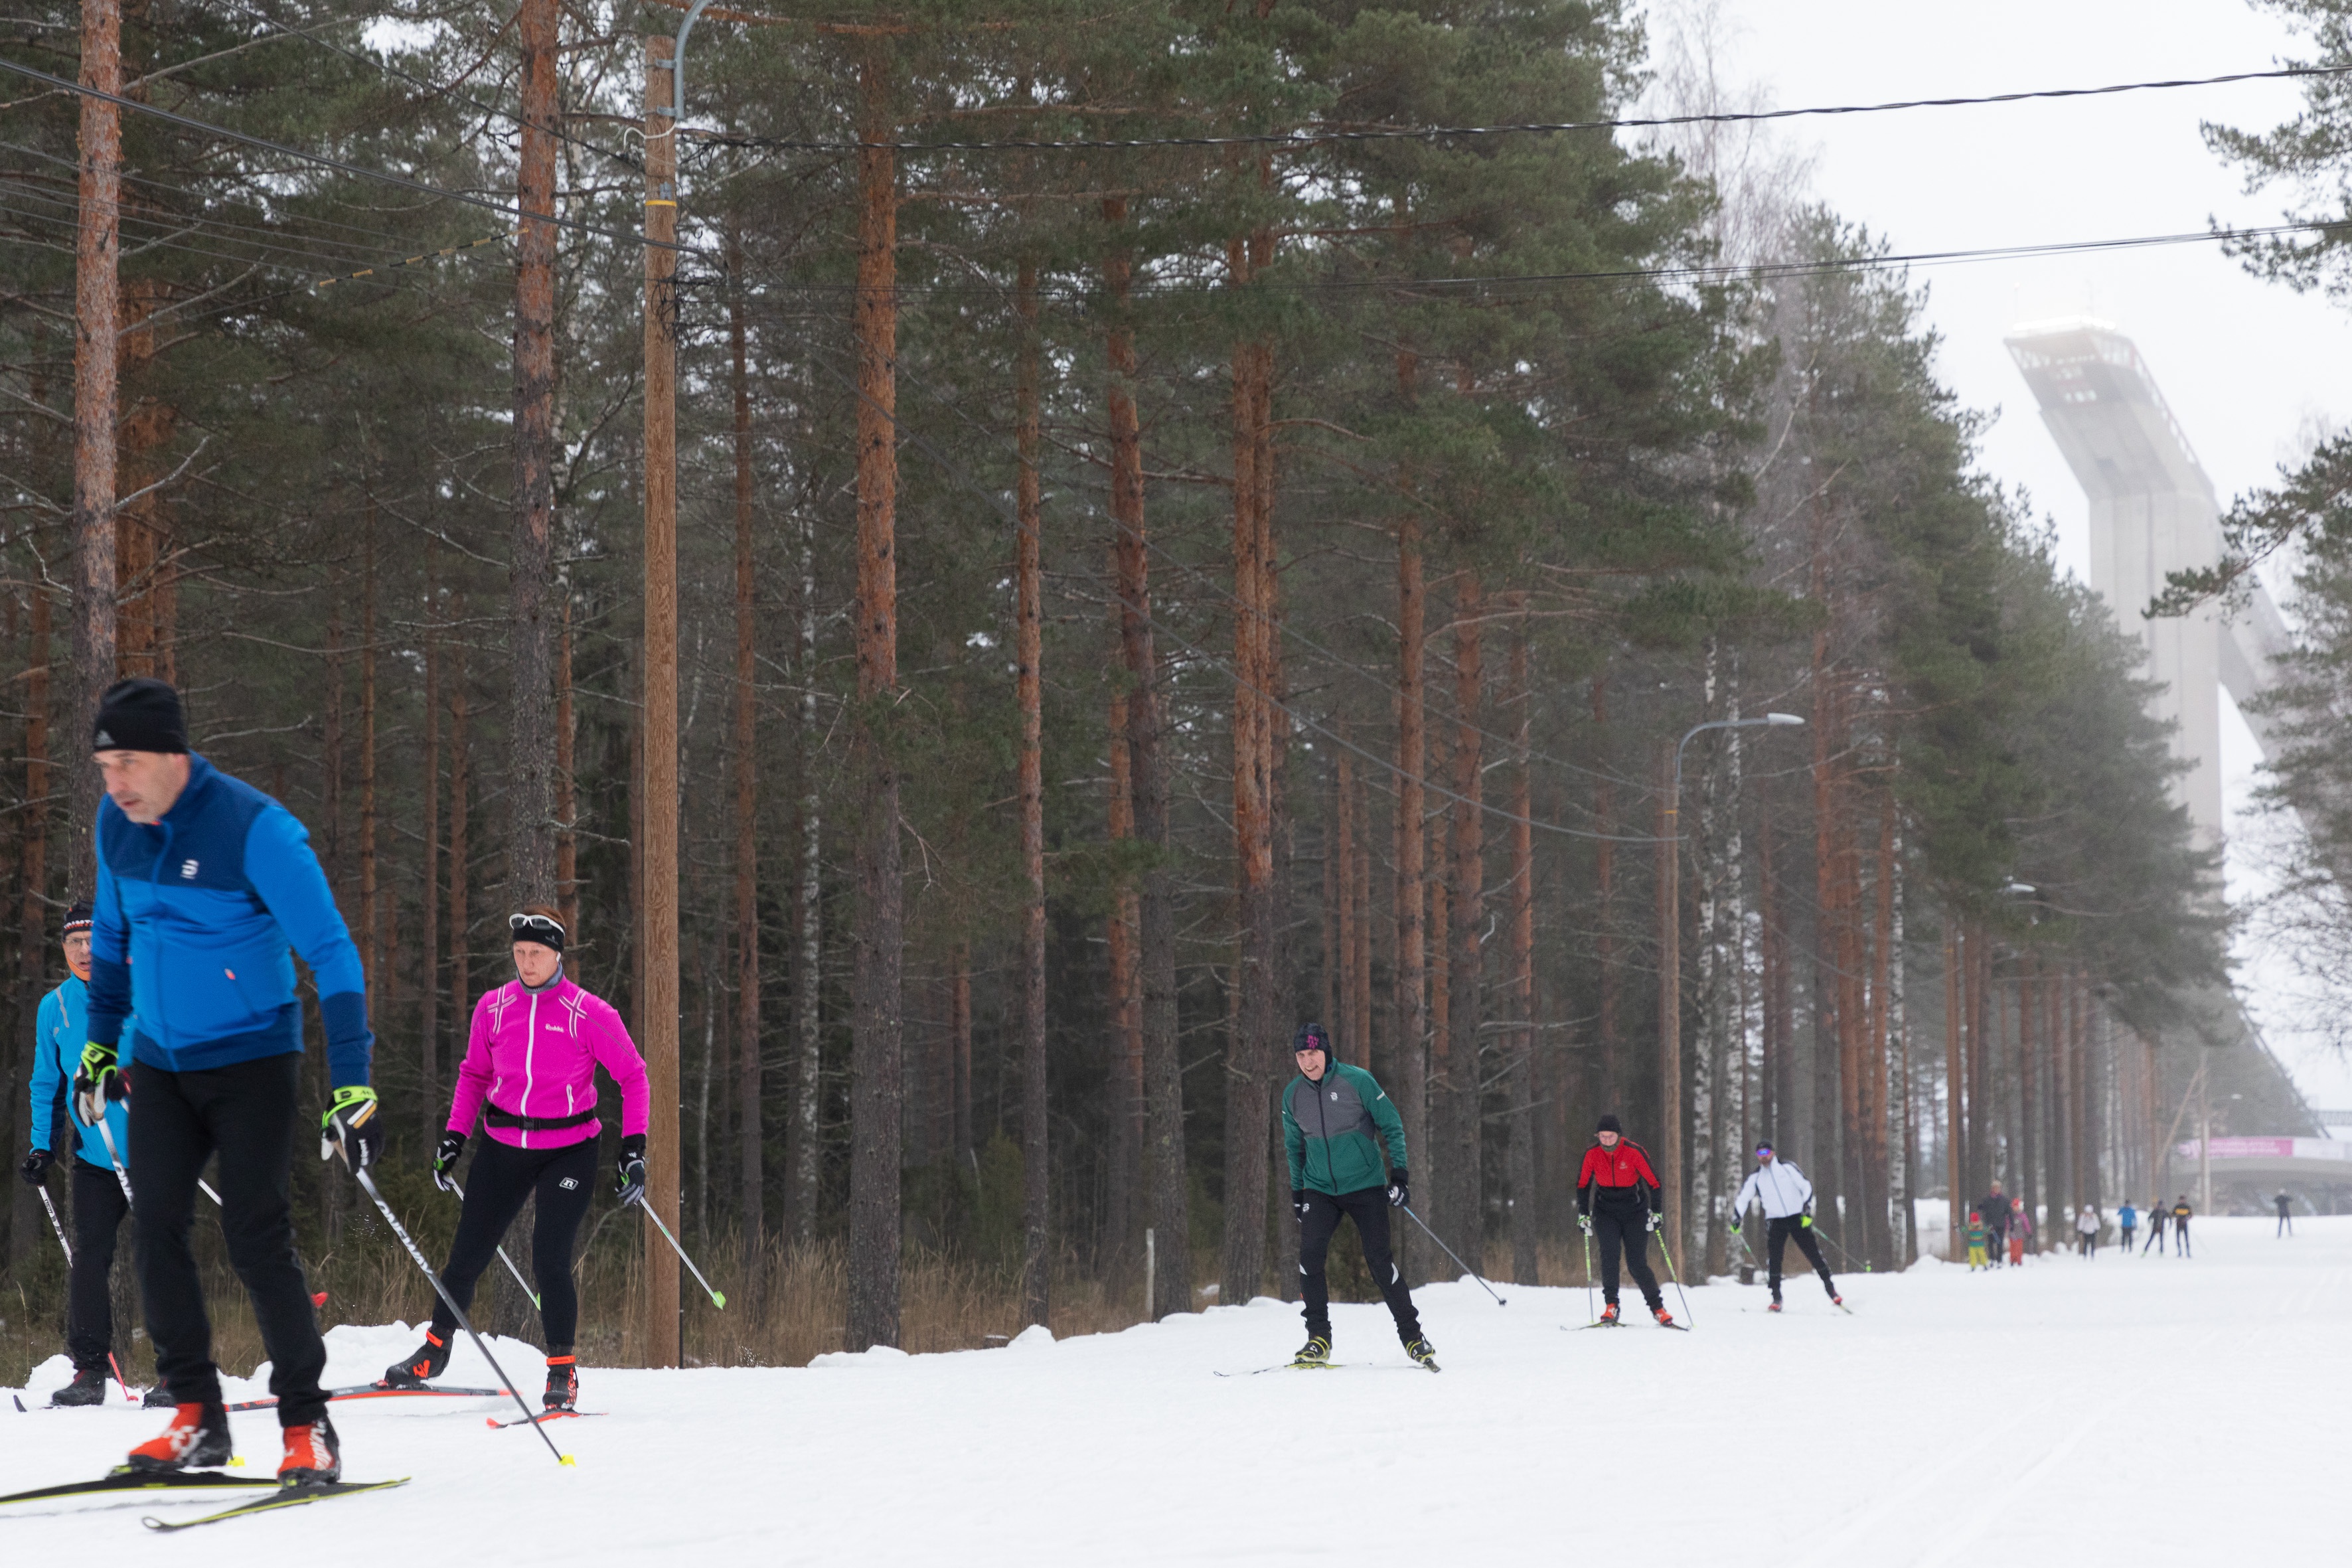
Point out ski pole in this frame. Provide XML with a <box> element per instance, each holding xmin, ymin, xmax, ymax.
<box><xmin>333</xmin><ymin>1138</ymin><xmax>572</xmax><ymax>1466</ymax></box>
<box><xmin>1399</xmin><ymin>1204</ymin><xmax>1505</xmax><ymax>1306</ymax></box>
<box><xmin>449</xmin><ymin>1180</ymin><xmax>541</xmax><ymax>1310</ymax></box>
<box><xmin>37</xmin><ymin>1184</ymin><xmax>72</xmax><ymax>1266</ymax></box>
<box><xmin>638</xmin><ymin>1195</ymin><xmax>727</xmax><ymax>1309</ymax></box>
<box><xmin>1579</xmin><ymin>1219</ymin><xmax>1595</xmax><ymax>1324</ymax></box>
<box><xmin>1650</xmin><ymin>1223</ymin><xmax>1695</xmax><ymax>1326</ymax></box>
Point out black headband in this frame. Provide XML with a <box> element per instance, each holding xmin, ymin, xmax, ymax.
<box><xmin>510</xmin><ymin>911</ymin><xmax>566</xmax><ymax>954</ymax></box>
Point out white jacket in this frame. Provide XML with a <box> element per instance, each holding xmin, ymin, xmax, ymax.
<box><xmin>1733</xmin><ymin>1159</ymin><xmax>1815</xmax><ymax>1221</ymax></box>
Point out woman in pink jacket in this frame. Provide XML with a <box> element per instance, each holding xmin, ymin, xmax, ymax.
<box><xmin>385</xmin><ymin>908</ymin><xmax>649</xmax><ymax>1410</ymax></box>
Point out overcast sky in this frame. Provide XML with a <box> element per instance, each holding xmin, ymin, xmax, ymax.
<box><xmin>1687</xmin><ymin>0</ymin><xmax>2352</xmax><ymax>1115</ymax></box>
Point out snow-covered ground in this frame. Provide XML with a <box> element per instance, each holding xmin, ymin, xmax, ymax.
<box><xmin>7</xmin><ymin>1215</ymin><xmax>2348</xmax><ymax>1563</ymax></box>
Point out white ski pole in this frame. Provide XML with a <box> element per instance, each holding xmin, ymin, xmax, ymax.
<box><xmin>637</xmin><ymin>1196</ymin><xmax>726</xmax><ymax>1309</ymax></box>
<box><xmin>37</xmin><ymin>1184</ymin><xmax>72</xmax><ymax>1266</ymax></box>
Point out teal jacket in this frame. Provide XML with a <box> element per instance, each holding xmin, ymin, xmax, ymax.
<box><xmin>1283</xmin><ymin>1062</ymin><xmax>1407</xmax><ymax>1197</ymax></box>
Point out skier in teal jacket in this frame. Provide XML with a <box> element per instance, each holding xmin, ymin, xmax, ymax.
<box><xmin>1281</xmin><ymin>1022</ymin><xmax>1435</xmax><ymax>1370</ymax></box>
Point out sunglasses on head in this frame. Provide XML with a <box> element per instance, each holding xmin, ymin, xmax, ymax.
<box><xmin>510</xmin><ymin>912</ymin><xmax>566</xmax><ymax>944</ymax></box>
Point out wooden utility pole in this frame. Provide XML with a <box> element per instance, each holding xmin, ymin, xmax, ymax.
<box><xmin>71</xmin><ymin>0</ymin><xmax>121</xmax><ymax>894</ymax></box>
<box><xmin>640</xmin><ymin>35</ymin><xmax>683</xmax><ymax>1368</ymax></box>
<box><xmin>508</xmin><ymin>0</ymin><xmax>561</xmax><ymax>910</ymax></box>
<box><xmin>1015</xmin><ymin>262</ymin><xmax>1050</xmax><ymax>1328</ymax></box>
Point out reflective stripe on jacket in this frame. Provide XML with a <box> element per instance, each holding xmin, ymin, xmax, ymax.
<box><xmin>447</xmin><ymin>973</ymin><xmax>651</xmax><ymax>1150</ymax></box>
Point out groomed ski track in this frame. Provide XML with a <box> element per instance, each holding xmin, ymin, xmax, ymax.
<box><xmin>5</xmin><ymin>1214</ymin><xmax>2346</xmax><ymax>1563</ymax></box>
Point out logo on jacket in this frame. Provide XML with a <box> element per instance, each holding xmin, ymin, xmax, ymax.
<box><xmin>1330</xmin><ymin>1091</ymin><xmax>1338</xmax><ymax>1101</ymax></box>
<box><xmin>180</xmin><ymin>860</ymin><xmax>198</xmax><ymax>879</ymax></box>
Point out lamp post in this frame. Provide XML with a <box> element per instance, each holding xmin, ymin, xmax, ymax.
<box><xmin>1659</xmin><ymin>712</ymin><xmax>1804</xmax><ymax>1259</ymax></box>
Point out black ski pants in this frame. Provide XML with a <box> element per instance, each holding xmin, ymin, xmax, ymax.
<box><xmin>1593</xmin><ymin>1204</ymin><xmax>1662</xmax><ymax>1310</ymax></box>
<box><xmin>2173</xmin><ymin>1221</ymin><xmax>2191</xmax><ymax>1258</ymax></box>
<box><xmin>432</xmin><ymin>1135</ymin><xmax>598</xmax><ymax>1350</ymax></box>
<box><xmin>68</xmin><ymin>1158</ymin><xmax>129</xmax><ymax>1372</ymax></box>
<box><xmin>2278</xmin><ymin>1212</ymin><xmax>2293</xmax><ymax>1237</ymax></box>
<box><xmin>1765</xmin><ymin>1215</ymin><xmax>1836</xmax><ymax>1299</ymax></box>
<box><xmin>1298</xmin><ymin>1185</ymin><xmax>1422</xmax><ymax>1344</ymax></box>
<box><xmin>130</xmin><ymin>1054</ymin><xmax>327</xmax><ymax>1427</ymax></box>
<box><xmin>2142</xmin><ymin>1219</ymin><xmax>2164</xmax><ymax>1255</ymax></box>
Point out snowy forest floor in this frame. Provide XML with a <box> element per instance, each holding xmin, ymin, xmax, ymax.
<box><xmin>5</xmin><ymin>1214</ymin><xmax>2346</xmax><ymax>1563</ymax></box>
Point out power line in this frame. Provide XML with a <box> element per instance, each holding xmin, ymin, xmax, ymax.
<box><xmin>689</xmin><ymin>62</ymin><xmax>2352</xmax><ymax>154</ymax></box>
<box><xmin>0</xmin><ymin>53</ymin><xmax>676</xmax><ymax>253</ymax></box>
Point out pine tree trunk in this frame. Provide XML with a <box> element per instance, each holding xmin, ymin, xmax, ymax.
<box><xmin>447</xmin><ymin>649</ymin><xmax>470</xmax><ymax>1083</ymax></box>
<box><xmin>1445</xmin><ymin>576</ymin><xmax>1484</xmax><ymax>1269</ymax></box>
<box><xmin>1391</xmin><ymin>505</ymin><xmax>1427</xmax><ymax>1278</ymax></box>
<box><xmin>556</xmin><ymin>593</ymin><xmax>577</xmax><ymax>935</ymax></box>
<box><xmin>2019</xmin><ymin>955</ymin><xmax>2041</xmax><ymax>1253</ymax></box>
<box><xmin>789</xmin><ymin>485</ymin><xmax>823</xmax><ymax>1245</ymax></box>
<box><xmin>1944</xmin><ymin>928</ymin><xmax>1962</xmax><ymax>1257</ymax></box>
<box><xmin>1863</xmin><ymin>789</ymin><xmax>1895</xmax><ymax>1269</ymax></box>
<box><xmin>846</xmin><ymin>48</ymin><xmax>904</xmax><ymax>1352</ymax></box>
<box><xmin>420</xmin><ymin>556</ymin><xmax>441</xmax><ymax>1126</ymax></box>
<box><xmin>1105</xmin><ymin>197</ymin><xmax>1188</xmax><ymax>1319</ymax></box>
<box><xmin>360</xmin><ymin>504</ymin><xmax>378</xmax><ymax>998</ymax></box>
<box><xmin>1350</xmin><ymin>749</ymin><xmax>1371</xmax><ymax>1069</ymax></box>
<box><xmin>11</xmin><ymin>590</ymin><xmax>50</xmax><ymax>1271</ymax></box>
<box><xmin>1015</xmin><ymin>262</ymin><xmax>1050</xmax><ymax>1327</ymax></box>
<box><xmin>1334</xmin><ymin>747</ymin><xmax>1354</xmax><ymax>1038</ymax></box>
<box><xmin>507</xmin><ymin>0</ymin><xmax>560</xmax><ymax>909</ymax></box>
<box><xmin>728</xmin><ymin>235</ymin><xmax>763</xmax><ymax>1286</ymax></box>
<box><xmin>70</xmin><ymin>0</ymin><xmax>121</xmax><ymax>898</ymax></box>
<box><xmin>1592</xmin><ymin>675</ymin><xmax>1616</xmax><ymax>1113</ymax></box>
<box><xmin>1507</xmin><ymin>609</ymin><xmax>1537</xmax><ymax>1286</ymax></box>
<box><xmin>1106</xmin><ymin>690</ymin><xmax>1139</xmax><ymax>1267</ymax></box>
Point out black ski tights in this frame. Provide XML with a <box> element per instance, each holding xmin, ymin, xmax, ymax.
<box><xmin>1765</xmin><ymin>1215</ymin><xmax>1837</xmax><ymax>1298</ymax></box>
<box><xmin>431</xmin><ymin>1137</ymin><xmax>597</xmax><ymax>1348</ymax></box>
<box><xmin>1298</xmin><ymin>1186</ymin><xmax>1423</xmax><ymax>1342</ymax></box>
<box><xmin>1593</xmin><ymin>1206</ymin><xmax>1664</xmax><ymax>1310</ymax></box>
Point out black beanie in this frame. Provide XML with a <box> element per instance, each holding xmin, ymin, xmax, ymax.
<box><xmin>1596</xmin><ymin>1113</ymin><xmax>1622</xmax><ymax>1135</ymax></box>
<box><xmin>92</xmin><ymin>677</ymin><xmax>188</xmax><ymax>754</ymax></box>
<box><xmin>1290</xmin><ymin>1021</ymin><xmax>1331</xmax><ymax>1059</ymax></box>
<box><xmin>62</xmin><ymin>900</ymin><xmax>93</xmax><ymax>936</ymax></box>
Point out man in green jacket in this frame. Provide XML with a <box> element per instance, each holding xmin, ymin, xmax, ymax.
<box><xmin>1281</xmin><ymin>1022</ymin><xmax>1435</xmax><ymax>1370</ymax></box>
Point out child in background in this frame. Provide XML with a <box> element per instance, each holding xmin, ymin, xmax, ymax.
<box><xmin>2007</xmin><ymin>1198</ymin><xmax>2033</xmax><ymax>1265</ymax></box>
<box><xmin>1966</xmin><ymin>1210</ymin><xmax>1989</xmax><ymax>1270</ymax></box>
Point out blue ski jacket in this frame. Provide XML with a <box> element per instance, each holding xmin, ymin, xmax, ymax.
<box><xmin>88</xmin><ymin>754</ymin><xmax>372</xmax><ymax>1089</ymax></box>
<box><xmin>27</xmin><ymin>975</ymin><xmax>125</xmax><ymax>1168</ymax></box>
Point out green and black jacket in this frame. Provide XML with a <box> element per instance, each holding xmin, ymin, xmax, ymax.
<box><xmin>1282</xmin><ymin>1062</ymin><xmax>1407</xmax><ymax>1198</ymax></box>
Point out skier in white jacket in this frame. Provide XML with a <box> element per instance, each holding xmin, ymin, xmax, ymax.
<box><xmin>1728</xmin><ymin>1142</ymin><xmax>1843</xmax><ymax>1312</ymax></box>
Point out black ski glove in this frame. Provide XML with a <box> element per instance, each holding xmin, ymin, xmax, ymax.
<box><xmin>1291</xmin><ymin>1190</ymin><xmax>1312</xmax><ymax>1223</ymax></box>
<box><xmin>432</xmin><ymin>1131</ymin><xmax>467</xmax><ymax>1193</ymax></box>
<box><xmin>320</xmin><ymin>1085</ymin><xmax>384</xmax><ymax>1169</ymax></box>
<box><xmin>18</xmin><ymin>1146</ymin><xmax>53</xmax><ymax>1187</ymax></box>
<box><xmin>1385</xmin><ymin>1170</ymin><xmax>1409</xmax><ymax>1210</ymax></box>
<box><xmin>616</xmin><ymin>1134</ymin><xmax>648</xmax><ymax>1208</ymax></box>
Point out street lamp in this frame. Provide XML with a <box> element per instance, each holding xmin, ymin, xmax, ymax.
<box><xmin>1659</xmin><ymin>712</ymin><xmax>1804</xmax><ymax>1259</ymax></box>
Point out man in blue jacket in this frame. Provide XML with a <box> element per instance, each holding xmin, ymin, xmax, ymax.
<box><xmin>17</xmin><ymin>901</ymin><xmax>163</xmax><ymax>1406</ymax></box>
<box><xmin>75</xmin><ymin>678</ymin><xmax>380</xmax><ymax>1484</ymax></box>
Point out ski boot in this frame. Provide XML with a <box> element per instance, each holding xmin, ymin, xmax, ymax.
<box><xmin>1766</xmin><ymin>1298</ymin><xmax>1784</xmax><ymax>1314</ymax></box>
<box><xmin>1830</xmin><ymin>1293</ymin><xmax>1845</xmax><ymax>1309</ymax></box>
<box><xmin>278</xmin><ymin>1415</ymin><xmax>341</xmax><ymax>1484</ymax></box>
<box><xmin>143</xmin><ymin>1382</ymin><xmax>177</xmax><ymax>1408</ymax></box>
<box><xmin>1652</xmin><ymin>1305</ymin><xmax>1678</xmax><ymax>1328</ymax></box>
<box><xmin>1289</xmin><ymin>1334</ymin><xmax>1332</xmax><ymax>1369</ymax></box>
<box><xmin>48</xmin><ymin>1366</ymin><xmax>108</xmax><ymax>1407</ymax></box>
<box><xmin>383</xmin><ymin>1328</ymin><xmax>450</xmax><ymax>1389</ymax></box>
<box><xmin>544</xmin><ymin>1354</ymin><xmax>580</xmax><ymax>1411</ymax></box>
<box><xmin>1597</xmin><ymin>1302</ymin><xmax>1620</xmax><ymax>1326</ymax></box>
<box><xmin>1403</xmin><ymin>1336</ymin><xmax>1440</xmax><ymax>1372</ymax></box>
<box><xmin>127</xmin><ymin>1401</ymin><xmax>232</xmax><ymax>1472</ymax></box>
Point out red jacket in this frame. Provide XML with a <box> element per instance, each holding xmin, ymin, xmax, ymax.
<box><xmin>1577</xmin><ymin>1139</ymin><xmax>1662</xmax><ymax>1214</ymax></box>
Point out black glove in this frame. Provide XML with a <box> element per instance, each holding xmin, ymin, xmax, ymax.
<box><xmin>432</xmin><ymin>1131</ymin><xmax>467</xmax><ymax>1193</ymax></box>
<box><xmin>73</xmin><ymin>1041</ymin><xmax>126</xmax><ymax>1127</ymax></box>
<box><xmin>1291</xmin><ymin>1190</ymin><xmax>1312</xmax><ymax>1223</ymax></box>
<box><xmin>18</xmin><ymin>1147</ymin><xmax>53</xmax><ymax>1187</ymax></box>
<box><xmin>616</xmin><ymin>1133</ymin><xmax>647</xmax><ymax>1207</ymax></box>
<box><xmin>319</xmin><ymin>1085</ymin><xmax>384</xmax><ymax>1169</ymax></box>
<box><xmin>1385</xmin><ymin>1170</ymin><xmax>1410</xmax><ymax>1210</ymax></box>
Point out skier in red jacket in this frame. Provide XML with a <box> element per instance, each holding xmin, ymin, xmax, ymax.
<box><xmin>1575</xmin><ymin>1114</ymin><xmax>1675</xmax><ymax>1326</ymax></box>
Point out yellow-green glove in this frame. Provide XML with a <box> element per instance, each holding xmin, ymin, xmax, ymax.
<box><xmin>320</xmin><ymin>1085</ymin><xmax>382</xmax><ymax>1168</ymax></box>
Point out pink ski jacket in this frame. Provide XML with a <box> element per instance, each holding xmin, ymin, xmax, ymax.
<box><xmin>447</xmin><ymin>974</ymin><xmax>649</xmax><ymax>1150</ymax></box>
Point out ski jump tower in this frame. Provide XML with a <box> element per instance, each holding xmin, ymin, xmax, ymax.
<box><xmin>2003</xmin><ymin>319</ymin><xmax>2294</xmax><ymax>850</ymax></box>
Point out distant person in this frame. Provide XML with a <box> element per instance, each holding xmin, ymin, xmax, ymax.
<box><xmin>2007</xmin><ymin>1198</ymin><xmax>2032</xmax><ymax>1267</ymax></box>
<box><xmin>2076</xmin><ymin>1204</ymin><xmax>2100</xmax><ymax>1259</ymax></box>
<box><xmin>2142</xmin><ymin>1200</ymin><xmax>2167</xmax><ymax>1256</ymax></box>
<box><xmin>2117</xmin><ymin>1201</ymin><xmax>2138</xmax><ymax>1253</ymax></box>
<box><xmin>1727</xmin><ymin>1142</ymin><xmax>1842</xmax><ymax>1312</ymax></box>
<box><xmin>1978</xmin><ymin>1180</ymin><xmax>2011</xmax><ymax>1267</ymax></box>
<box><xmin>2275</xmin><ymin>1190</ymin><xmax>2294</xmax><ymax>1238</ymax></box>
<box><xmin>1965</xmin><ymin>1211</ymin><xmax>1989</xmax><ymax>1270</ymax></box>
<box><xmin>1577</xmin><ymin>1113</ymin><xmax>1675</xmax><ymax>1326</ymax></box>
<box><xmin>2170</xmin><ymin>1196</ymin><xmax>2193</xmax><ymax>1259</ymax></box>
